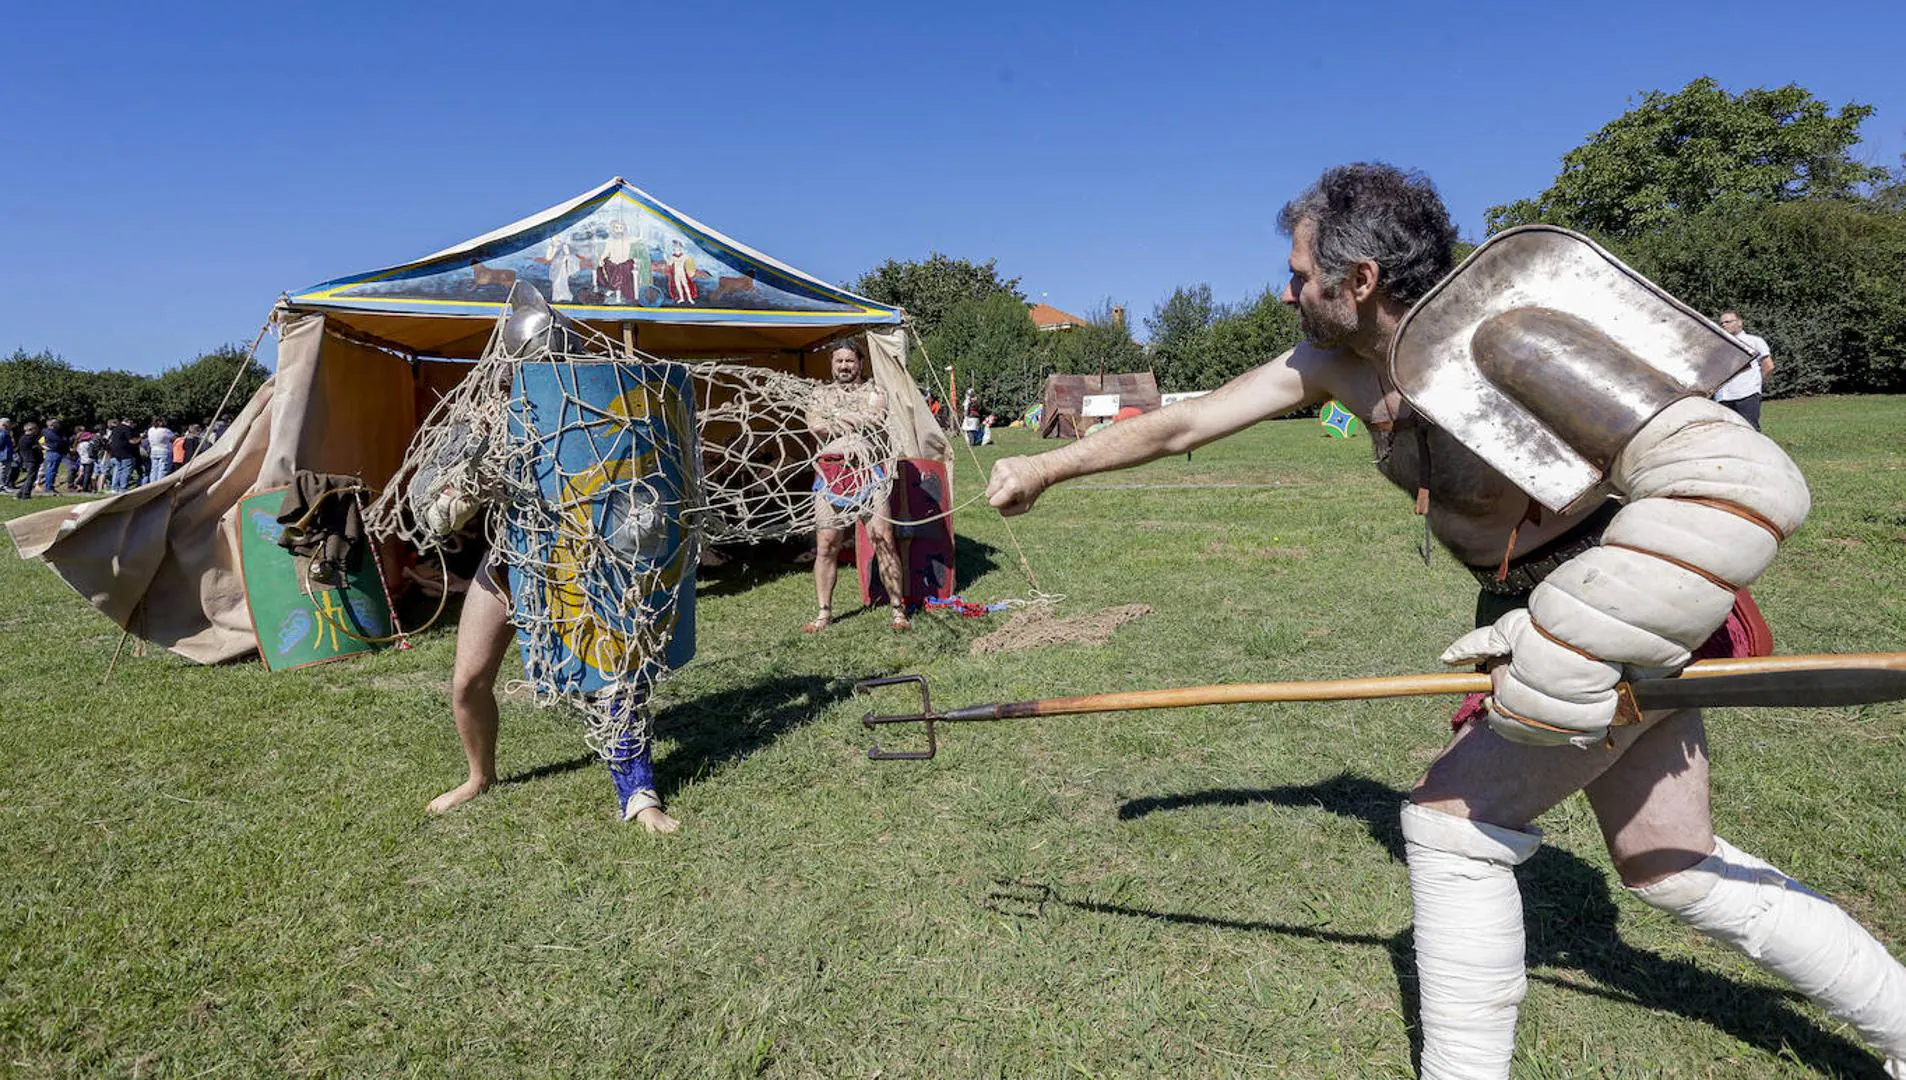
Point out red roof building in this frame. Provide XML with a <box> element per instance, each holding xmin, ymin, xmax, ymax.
<box><xmin>1028</xmin><ymin>302</ymin><xmax>1091</xmax><ymax>332</ymax></box>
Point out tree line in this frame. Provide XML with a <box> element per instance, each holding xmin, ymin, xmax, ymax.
<box><xmin>849</xmin><ymin>255</ymin><xmax>1300</xmax><ymax>419</ymax></box>
<box><xmin>0</xmin><ymin>346</ymin><xmax>269</xmax><ymax>431</ymax></box>
<box><xmin>1486</xmin><ymin>77</ymin><xmax>1906</xmax><ymax>396</ymax></box>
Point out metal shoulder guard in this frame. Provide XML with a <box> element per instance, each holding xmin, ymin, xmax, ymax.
<box><xmin>1390</xmin><ymin>225</ymin><xmax>1758</xmax><ymax>515</ymax></box>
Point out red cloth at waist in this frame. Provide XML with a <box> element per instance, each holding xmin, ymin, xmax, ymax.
<box><xmin>1450</xmin><ymin>589</ymin><xmax>1773</xmax><ymax>730</ymax></box>
<box><xmin>817</xmin><ymin>454</ymin><xmax>867</xmax><ymax>498</ymax></box>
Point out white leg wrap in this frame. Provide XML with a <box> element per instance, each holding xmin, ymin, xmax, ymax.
<box><xmin>1403</xmin><ymin>803</ymin><xmax>1544</xmax><ymax>1079</ymax></box>
<box><xmin>1632</xmin><ymin>838</ymin><xmax>1906</xmax><ymax>1072</ymax></box>
<box><xmin>1443</xmin><ymin>399</ymin><xmax>1811</xmax><ymax>746</ymax></box>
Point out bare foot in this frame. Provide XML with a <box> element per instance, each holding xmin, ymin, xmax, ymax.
<box><xmin>426</xmin><ymin>777</ymin><xmax>494</xmax><ymax>814</ymax></box>
<box><xmin>633</xmin><ymin>806</ymin><xmax>680</xmax><ymax>833</ymax></box>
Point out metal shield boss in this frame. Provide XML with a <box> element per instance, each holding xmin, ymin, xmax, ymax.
<box><xmin>1388</xmin><ymin>225</ymin><xmax>1757</xmax><ymax>514</ymax></box>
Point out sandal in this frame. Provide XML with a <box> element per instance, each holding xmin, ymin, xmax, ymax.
<box><xmin>802</xmin><ymin>607</ymin><xmax>832</xmax><ymax>634</ymax></box>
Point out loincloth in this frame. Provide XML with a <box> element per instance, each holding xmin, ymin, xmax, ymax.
<box><xmin>812</xmin><ymin>454</ymin><xmax>887</xmax><ymax>530</ymax></box>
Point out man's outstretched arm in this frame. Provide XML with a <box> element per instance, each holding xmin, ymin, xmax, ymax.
<box><xmin>986</xmin><ymin>347</ymin><xmax>1331</xmax><ymax>516</ymax></box>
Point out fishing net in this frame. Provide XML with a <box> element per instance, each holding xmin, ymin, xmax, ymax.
<box><xmin>365</xmin><ymin>285</ymin><xmax>895</xmax><ymax>758</ymax></box>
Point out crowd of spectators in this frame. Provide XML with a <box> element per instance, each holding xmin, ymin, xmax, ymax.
<box><xmin>1</xmin><ymin>415</ymin><xmax>228</xmax><ymax>499</ymax></box>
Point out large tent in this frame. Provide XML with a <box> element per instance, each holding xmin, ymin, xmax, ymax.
<box><xmin>1039</xmin><ymin>372</ymin><xmax>1161</xmax><ymax>438</ymax></box>
<box><xmin>8</xmin><ymin>178</ymin><xmax>944</xmax><ymax>663</ymax></box>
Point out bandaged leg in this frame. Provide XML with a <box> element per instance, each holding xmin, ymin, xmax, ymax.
<box><xmin>603</xmin><ymin>693</ymin><xmax>678</xmax><ymax>832</ymax></box>
<box><xmin>1444</xmin><ymin>399</ymin><xmax>1811</xmax><ymax>746</ymax></box>
<box><xmin>1632</xmin><ymin>838</ymin><xmax>1906</xmax><ymax>1075</ymax></box>
<box><xmin>606</xmin><ymin>730</ymin><xmax>659</xmax><ymax>819</ymax></box>
<box><xmin>1403</xmin><ymin>802</ymin><xmax>1544</xmax><ymax>1080</ymax></box>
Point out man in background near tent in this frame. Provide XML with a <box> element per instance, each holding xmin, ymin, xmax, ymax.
<box><xmin>1712</xmin><ymin>310</ymin><xmax>1774</xmax><ymax>430</ymax></box>
<box><xmin>984</xmin><ymin>162</ymin><xmax>1906</xmax><ymax>1077</ymax></box>
<box><xmin>37</xmin><ymin>419</ymin><xmax>69</xmax><ymax>493</ymax></box>
<box><xmin>145</xmin><ymin>419</ymin><xmax>175</xmax><ymax>483</ymax></box>
<box><xmin>14</xmin><ymin>423</ymin><xmax>42</xmax><ymax>500</ymax></box>
<box><xmin>805</xmin><ymin>339</ymin><xmax>909</xmax><ymax>633</ymax></box>
<box><xmin>0</xmin><ymin>419</ymin><xmax>15</xmax><ymax>491</ymax></box>
<box><xmin>177</xmin><ymin>424</ymin><xmax>205</xmax><ymax>466</ymax></box>
<box><xmin>73</xmin><ymin>430</ymin><xmax>97</xmax><ymax>492</ymax></box>
<box><xmin>425</xmin><ymin>548</ymin><xmax>680</xmax><ymax>832</ymax></box>
<box><xmin>106</xmin><ymin>419</ymin><xmax>137</xmax><ymax>492</ymax></box>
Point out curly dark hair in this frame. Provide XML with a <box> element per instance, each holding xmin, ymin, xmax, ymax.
<box><xmin>1276</xmin><ymin>163</ymin><xmax>1458</xmax><ymax>307</ymax></box>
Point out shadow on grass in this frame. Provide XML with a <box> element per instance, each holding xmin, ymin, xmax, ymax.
<box><xmin>696</xmin><ymin>539</ymin><xmax>813</xmax><ymax>599</ymax></box>
<box><xmin>651</xmin><ymin>672</ymin><xmax>872</xmax><ymax>797</ymax></box>
<box><xmin>953</xmin><ymin>533</ymin><xmax>1002</xmax><ymax>588</ymax></box>
<box><xmin>498</xmin><ymin>753</ymin><xmax>597</xmax><ymax>787</ymax></box>
<box><xmin>1096</xmin><ymin>772</ymin><xmax>1883</xmax><ymax>1077</ymax></box>
<box><xmin>497</xmin><ymin>672</ymin><xmax>878</xmax><ymax>800</ymax></box>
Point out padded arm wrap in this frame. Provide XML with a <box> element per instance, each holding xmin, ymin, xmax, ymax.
<box><xmin>1448</xmin><ymin>399</ymin><xmax>1810</xmax><ymax>746</ymax></box>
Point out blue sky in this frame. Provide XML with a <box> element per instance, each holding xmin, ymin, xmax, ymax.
<box><xmin>2</xmin><ymin>0</ymin><xmax>1899</xmax><ymax>374</ymax></box>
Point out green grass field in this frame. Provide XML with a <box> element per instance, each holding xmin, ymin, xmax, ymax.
<box><xmin>4</xmin><ymin>396</ymin><xmax>1904</xmax><ymax>1078</ymax></box>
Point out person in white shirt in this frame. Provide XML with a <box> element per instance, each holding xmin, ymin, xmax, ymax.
<box><xmin>1712</xmin><ymin>311</ymin><xmax>1774</xmax><ymax>430</ymax></box>
<box><xmin>146</xmin><ymin>419</ymin><xmax>177</xmax><ymax>483</ymax></box>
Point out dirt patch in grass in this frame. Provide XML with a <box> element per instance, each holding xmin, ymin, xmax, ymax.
<box><xmin>970</xmin><ymin>604</ymin><xmax>1153</xmax><ymax>655</ymax></box>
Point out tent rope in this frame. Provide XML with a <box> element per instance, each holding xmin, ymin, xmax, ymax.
<box><xmin>208</xmin><ymin>317</ymin><xmax>276</xmax><ymax>434</ymax></box>
<box><xmin>900</xmin><ymin>321</ymin><xmax>1056</xmax><ymax>604</ymax></box>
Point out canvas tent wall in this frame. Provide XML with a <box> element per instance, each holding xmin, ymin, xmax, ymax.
<box><xmin>1039</xmin><ymin>372</ymin><xmax>1161</xmax><ymax>438</ymax></box>
<box><xmin>8</xmin><ymin>178</ymin><xmax>945</xmax><ymax>664</ymax></box>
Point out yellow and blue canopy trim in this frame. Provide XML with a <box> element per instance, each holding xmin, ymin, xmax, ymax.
<box><xmin>289</xmin><ymin>180</ymin><xmax>900</xmax><ymax>327</ymax></box>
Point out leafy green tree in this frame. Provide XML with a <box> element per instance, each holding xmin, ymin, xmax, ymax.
<box><xmin>923</xmin><ymin>294</ymin><xmax>1042</xmax><ymax>417</ymax></box>
<box><xmin>1206</xmin><ymin>289</ymin><xmax>1302</xmax><ymax>389</ymax></box>
<box><xmin>1619</xmin><ymin>198</ymin><xmax>1906</xmax><ymax>395</ymax></box>
<box><xmin>0</xmin><ymin>344</ymin><xmax>265</xmax><ymax>430</ymax></box>
<box><xmin>0</xmin><ymin>349</ymin><xmax>86</xmax><ymax>426</ymax></box>
<box><xmin>1871</xmin><ymin>153</ymin><xmax>1906</xmax><ymax>213</ymax></box>
<box><xmin>1040</xmin><ymin>300</ymin><xmax>1148</xmax><ymax>380</ymax></box>
<box><xmin>89</xmin><ymin>370</ymin><xmax>163</xmax><ymax>426</ymax></box>
<box><xmin>852</xmin><ymin>254</ymin><xmax>1025</xmax><ymax>337</ymax></box>
<box><xmin>154</xmin><ymin>345</ymin><xmax>269</xmax><ymax>426</ymax></box>
<box><xmin>1145</xmin><ymin>284</ymin><xmax>1218</xmax><ymax>392</ymax></box>
<box><xmin>1486</xmin><ymin>78</ymin><xmax>1885</xmax><ymax>237</ymax></box>
<box><xmin>1145</xmin><ymin>286</ymin><xmax>1302</xmax><ymax>393</ymax></box>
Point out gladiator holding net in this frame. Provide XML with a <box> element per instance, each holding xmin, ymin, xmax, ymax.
<box><xmin>365</xmin><ymin>284</ymin><xmax>895</xmax><ymax>758</ymax></box>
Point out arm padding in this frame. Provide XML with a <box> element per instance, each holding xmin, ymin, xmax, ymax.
<box><xmin>1454</xmin><ymin>398</ymin><xmax>1810</xmax><ymax>746</ymax></box>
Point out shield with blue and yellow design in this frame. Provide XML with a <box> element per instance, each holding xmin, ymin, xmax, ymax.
<box><xmin>503</xmin><ymin>360</ymin><xmax>699</xmax><ymax>699</ymax></box>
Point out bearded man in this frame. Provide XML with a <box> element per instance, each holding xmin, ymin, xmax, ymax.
<box><xmin>986</xmin><ymin>163</ymin><xmax>1906</xmax><ymax>1078</ymax></box>
<box><xmin>805</xmin><ymin>339</ymin><xmax>909</xmax><ymax>633</ymax></box>
<box><xmin>594</xmin><ymin>218</ymin><xmax>643</xmax><ymax>305</ymax></box>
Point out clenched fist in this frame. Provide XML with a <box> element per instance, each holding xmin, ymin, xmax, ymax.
<box><xmin>987</xmin><ymin>456</ymin><xmax>1052</xmax><ymax>517</ymax></box>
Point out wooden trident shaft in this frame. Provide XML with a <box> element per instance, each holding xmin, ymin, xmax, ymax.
<box><xmin>858</xmin><ymin>653</ymin><xmax>1906</xmax><ymax>761</ymax></box>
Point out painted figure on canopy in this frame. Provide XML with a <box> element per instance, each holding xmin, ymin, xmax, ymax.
<box><xmin>596</xmin><ymin>218</ymin><xmax>643</xmax><ymax>305</ymax></box>
<box><xmin>666</xmin><ymin>238</ymin><xmax>699</xmax><ymax>305</ymax></box>
<box><xmin>542</xmin><ymin>233</ymin><xmax>582</xmax><ymax>303</ymax></box>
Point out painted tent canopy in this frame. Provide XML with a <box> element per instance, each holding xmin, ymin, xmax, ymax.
<box><xmin>288</xmin><ymin>179</ymin><xmax>898</xmax><ymax>328</ymax></box>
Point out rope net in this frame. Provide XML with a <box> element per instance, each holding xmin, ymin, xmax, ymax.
<box><xmin>366</xmin><ymin>286</ymin><xmax>894</xmax><ymax>758</ymax></box>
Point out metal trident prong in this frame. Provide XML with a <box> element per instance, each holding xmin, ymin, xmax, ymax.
<box><xmin>857</xmin><ymin>673</ymin><xmax>939</xmax><ymax>760</ymax></box>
